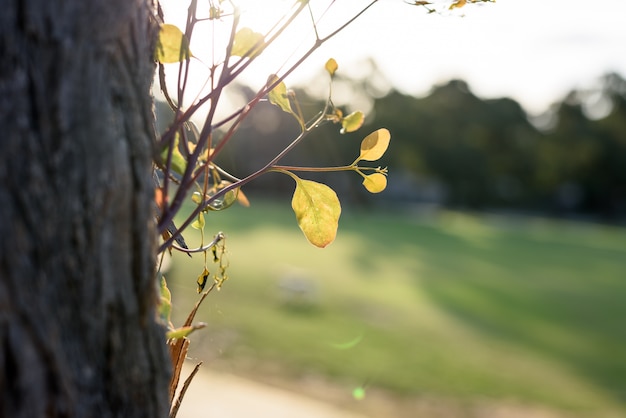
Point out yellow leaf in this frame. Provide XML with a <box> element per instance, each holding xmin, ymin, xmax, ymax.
<box><xmin>325</xmin><ymin>58</ymin><xmax>338</xmax><ymax>77</ymax></box>
<box><xmin>291</xmin><ymin>177</ymin><xmax>341</xmax><ymax>248</ymax></box>
<box><xmin>362</xmin><ymin>173</ymin><xmax>387</xmax><ymax>193</ymax></box>
<box><xmin>267</xmin><ymin>75</ymin><xmax>293</xmax><ymax>114</ymax></box>
<box><xmin>197</xmin><ymin>267</ymin><xmax>210</xmax><ymax>293</ymax></box>
<box><xmin>166</xmin><ymin>323</ymin><xmax>207</xmax><ymax>340</ymax></box>
<box><xmin>191</xmin><ymin>212</ymin><xmax>205</xmax><ymax>230</ymax></box>
<box><xmin>155</xmin><ymin>24</ymin><xmax>191</xmax><ymax>63</ymax></box>
<box><xmin>326</xmin><ymin>108</ymin><xmax>342</xmax><ymax>124</ymax></box>
<box><xmin>340</xmin><ymin>111</ymin><xmax>364</xmax><ymax>134</ymax></box>
<box><xmin>449</xmin><ymin>0</ymin><xmax>467</xmax><ymax>9</ymax></box>
<box><xmin>191</xmin><ymin>191</ymin><xmax>202</xmax><ymax>205</ymax></box>
<box><xmin>231</xmin><ymin>27</ymin><xmax>264</xmax><ymax>58</ymax></box>
<box><xmin>357</xmin><ymin>128</ymin><xmax>391</xmax><ymax>162</ymax></box>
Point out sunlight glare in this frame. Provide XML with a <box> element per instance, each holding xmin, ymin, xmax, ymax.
<box><xmin>156</xmin><ymin>0</ymin><xmax>377</xmax><ymax>122</ymax></box>
<box><xmin>237</xmin><ymin>0</ymin><xmax>302</xmax><ymax>34</ymax></box>
<box><xmin>235</xmin><ymin>0</ymin><xmax>320</xmax><ymax>84</ymax></box>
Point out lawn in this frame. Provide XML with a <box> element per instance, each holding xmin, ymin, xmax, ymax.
<box><xmin>166</xmin><ymin>200</ymin><xmax>626</xmax><ymax>416</ymax></box>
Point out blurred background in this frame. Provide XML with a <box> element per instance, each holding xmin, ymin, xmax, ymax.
<box><xmin>158</xmin><ymin>1</ymin><xmax>626</xmax><ymax>416</ymax></box>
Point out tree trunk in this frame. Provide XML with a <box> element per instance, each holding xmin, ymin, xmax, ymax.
<box><xmin>0</xmin><ymin>1</ymin><xmax>170</xmax><ymax>417</ymax></box>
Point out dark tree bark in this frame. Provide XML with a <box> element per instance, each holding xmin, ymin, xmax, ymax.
<box><xmin>0</xmin><ymin>1</ymin><xmax>170</xmax><ymax>417</ymax></box>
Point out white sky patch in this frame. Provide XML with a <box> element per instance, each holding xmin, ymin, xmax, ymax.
<box><xmin>158</xmin><ymin>0</ymin><xmax>626</xmax><ymax>115</ymax></box>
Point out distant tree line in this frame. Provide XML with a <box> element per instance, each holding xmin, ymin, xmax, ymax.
<box><xmin>158</xmin><ymin>72</ymin><xmax>626</xmax><ymax>222</ymax></box>
<box><xmin>366</xmin><ymin>73</ymin><xmax>626</xmax><ymax>221</ymax></box>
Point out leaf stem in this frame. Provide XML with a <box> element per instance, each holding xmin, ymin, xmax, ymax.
<box><xmin>272</xmin><ymin>165</ymin><xmax>354</xmax><ymax>173</ymax></box>
<box><xmin>272</xmin><ymin>164</ymin><xmax>385</xmax><ymax>173</ymax></box>
<box><xmin>171</xmin><ymin>231</ymin><xmax>225</xmax><ymax>255</ymax></box>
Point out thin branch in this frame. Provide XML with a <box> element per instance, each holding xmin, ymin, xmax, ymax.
<box><xmin>158</xmin><ymin>7</ymin><xmax>241</xmax><ymax>235</ymax></box>
<box><xmin>271</xmin><ymin>164</ymin><xmax>355</xmax><ymax>173</ymax></box>
<box><xmin>169</xmin><ymin>362</ymin><xmax>203</xmax><ymax>418</ymax></box>
<box><xmin>171</xmin><ymin>231</ymin><xmax>225</xmax><ymax>255</ymax></box>
<box><xmin>184</xmin><ymin>282</ymin><xmax>217</xmax><ymax>328</ymax></box>
<box><xmin>320</xmin><ymin>1</ymin><xmax>378</xmax><ymax>43</ymax></box>
<box><xmin>157</xmin><ymin>1</ymin><xmax>381</xmax><ymax>251</ymax></box>
<box><xmin>227</xmin><ymin>1</ymin><xmax>309</xmax><ymax>78</ymax></box>
<box><xmin>158</xmin><ymin>109</ymin><xmax>327</xmax><ymax>253</ymax></box>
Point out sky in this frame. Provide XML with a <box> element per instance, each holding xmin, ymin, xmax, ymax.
<box><xmin>159</xmin><ymin>0</ymin><xmax>626</xmax><ymax>116</ymax></box>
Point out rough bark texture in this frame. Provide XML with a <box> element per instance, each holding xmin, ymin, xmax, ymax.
<box><xmin>0</xmin><ymin>1</ymin><xmax>170</xmax><ymax>417</ymax></box>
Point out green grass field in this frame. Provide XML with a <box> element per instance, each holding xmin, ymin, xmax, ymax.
<box><xmin>166</xmin><ymin>200</ymin><xmax>626</xmax><ymax>416</ymax></box>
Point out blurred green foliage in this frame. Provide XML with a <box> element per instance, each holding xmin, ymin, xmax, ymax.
<box><xmin>203</xmin><ymin>73</ymin><xmax>626</xmax><ymax>221</ymax></box>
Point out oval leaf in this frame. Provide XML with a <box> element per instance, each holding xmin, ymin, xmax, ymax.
<box><xmin>231</xmin><ymin>27</ymin><xmax>265</xmax><ymax>58</ymax></box>
<box><xmin>325</xmin><ymin>58</ymin><xmax>338</xmax><ymax>77</ymax></box>
<box><xmin>357</xmin><ymin>128</ymin><xmax>391</xmax><ymax>162</ymax></box>
<box><xmin>156</xmin><ymin>24</ymin><xmax>191</xmax><ymax>63</ymax></box>
<box><xmin>291</xmin><ymin>177</ymin><xmax>341</xmax><ymax>248</ymax></box>
<box><xmin>191</xmin><ymin>191</ymin><xmax>203</xmax><ymax>205</ymax></box>
<box><xmin>362</xmin><ymin>173</ymin><xmax>387</xmax><ymax>193</ymax></box>
<box><xmin>191</xmin><ymin>212</ymin><xmax>205</xmax><ymax>230</ymax></box>
<box><xmin>267</xmin><ymin>75</ymin><xmax>293</xmax><ymax>114</ymax></box>
<box><xmin>160</xmin><ymin>134</ymin><xmax>187</xmax><ymax>176</ymax></box>
<box><xmin>340</xmin><ymin>111</ymin><xmax>364</xmax><ymax>134</ymax></box>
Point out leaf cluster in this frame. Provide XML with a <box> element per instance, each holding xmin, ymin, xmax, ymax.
<box><xmin>153</xmin><ymin>3</ymin><xmax>390</xmax><ymax>414</ymax></box>
<box><xmin>152</xmin><ymin>0</ymin><xmax>496</xmax><ymax>414</ymax></box>
<box><xmin>154</xmin><ymin>3</ymin><xmax>390</xmax><ymax>254</ymax></box>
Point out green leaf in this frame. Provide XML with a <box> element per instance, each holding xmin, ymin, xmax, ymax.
<box><xmin>267</xmin><ymin>75</ymin><xmax>304</xmax><ymax>128</ymax></box>
<box><xmin>160</xmin><ymin>134</ymin><xmax>187</xmax><ymax>176</ymax></box>
<box><xmin>362</xmin><ymin>172</ymin><xmax>387</xmax><ymax>194</ymax></box>
<box><xmin>158</xmin><ymin>275</ymin><xmax>172</xmax><ymax>326</ymax></box>
<box><xmin>267</xmin><ymin>75</ymin><xmax>293</xmax><ymax>114</ymax></box>
<box><xmin>291</xmin><ymin>176</ymin><xmax>341</xmax><ymax>248</ymax></box>
<box><xmin>325</xmin><ymin>58</ymin><xmax>338</xmax><ymax>77</ymax></box>
<box><xmin>192</xmin><ymin>182</ymin><xmax>239</xmax><ymax>211</ymax></box>
<box><xmin>340</xmin><ymin>111</ymin><xmax>364</xmax><ymax>134</ymax></box>
<box><xmin>231</xmin><ymin>28</ymin><xmax>265</xmax><ymax>58</ymax></box>
<box><xmin>156</xmin><ymin>24</ymin><xmax>191</xmax><ymax>63</ymax></box>
<box><xmin>191</xmin><ymin>212</ymin><xmax>205</xmax><ymax>230</ymax></box>
<box><xmin>166</xmin><ymin>323</ymin><xmax>207</xmax><ymax>340</ymax></box>
<box><xmin>356</xmin><ymin>128</ymin><xmax>391</xmax><ymax>162</ymax></box>
<box><xmin>191</xmin><ymin>191</ymin><xmax>203</xmax><ymax>205</ymax></box>
<box><xmin>208</xmin><ymin>182</ymin><xmax>239</xmax><ymax>211</ymax></box>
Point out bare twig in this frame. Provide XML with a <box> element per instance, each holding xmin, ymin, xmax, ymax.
<box><xmin>170</xmin><ymin>361</ymin><xmax>203</xmax><ymax>418</ymax></box>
